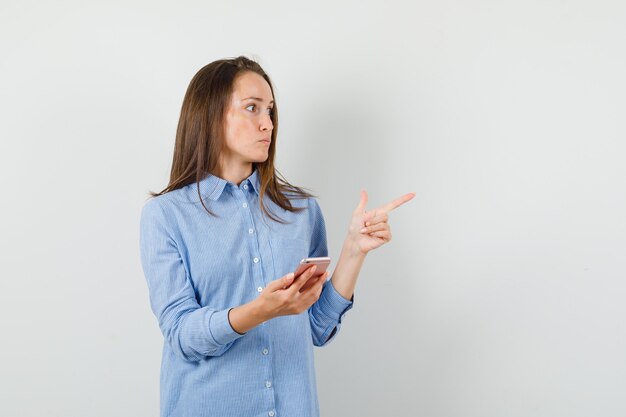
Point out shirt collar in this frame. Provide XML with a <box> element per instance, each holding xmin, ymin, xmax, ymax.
<box><xmin>197</xmin><ymin>167</ymin><xmax>261</xmax><ymax>201</ymax></box>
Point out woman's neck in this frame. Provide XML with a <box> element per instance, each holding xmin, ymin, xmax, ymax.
<box><xmin>215</xmin><ymin>162</ymin><xmax>253</xmax><ymax>186</ymax></box>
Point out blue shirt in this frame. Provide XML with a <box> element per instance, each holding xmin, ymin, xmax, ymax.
<box><xmin>139</xmin><ymin>168</ymin><xmax>354</xmax><ymax>417</ymax></box>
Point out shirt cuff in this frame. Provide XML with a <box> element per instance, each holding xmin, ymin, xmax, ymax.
<box><xmin>207</xmin><ymin>308</ymin><xmax>246</xmax><ymax>346</ymax></box>
<box><xmin>317</xmin><ymin>279</ymin><xmax>354</xmax><ymax>321</ymax></box>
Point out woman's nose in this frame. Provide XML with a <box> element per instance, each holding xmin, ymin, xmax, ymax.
<box><xmin>260</xmin><ymin>114</ymin><xmax>273</xmax><ymax>131</ymax></box>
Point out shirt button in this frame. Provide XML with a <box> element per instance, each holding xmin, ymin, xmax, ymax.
<box><xmin>253</xmin><ymin>257</ymin><xmax>259</xmax><ymax>263</ymax></box>
<box><xmin>257</xmin><ymin>287</ymin><xmax>263</xmax><ymax>293</ymax></box>
<box><xmin>268</xmin><ymin>411</ymin><xmax>275</xmax><ymax>417</ymax></box>
<box><xmin>265</xmin><ymin>381</ymin><xmax>272</xmax><ymax>388</ymax></box>
<box><xmin>262</xmin><ymin>348</ymin><xmax>269</xmax><ymax>355</ymax></box>
<box><xmin>248</xmin><ymin>228</ymin><xmax>254</xmax><ymax>234</ymax></box>
<box><xmin>243</xmin><ymin>203</ymin><xmax>248</xmax><ymax>208</ymax></box>
<box><xmin>243</xmin><ymin>184</ymin><xmax>249</xmax><ymax>190</ymax></box>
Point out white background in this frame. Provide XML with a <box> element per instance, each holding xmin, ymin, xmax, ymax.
<box><xmin>1</xmin><ymin>1</ymin><xmax>625</xmax><ymax>416</ymax></box>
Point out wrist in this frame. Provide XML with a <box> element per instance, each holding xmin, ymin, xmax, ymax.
<box><xmin>250</xmin><ymin>297</ymin><xmax>272</xmax><ymax>323</ymax></box>
<box><xmin>343</xmin><ymin>236</ymin><xmax>367</xmax><ymax>259</ymax></box>
<box><xmin>228</xmin><ymin>299</ymin><xmax>272</xmax><ymax>334</ymax></box>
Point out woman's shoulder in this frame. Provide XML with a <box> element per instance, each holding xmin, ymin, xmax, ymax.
<box><xmin>276</xmin><ymin>188</ymin><xmax>318</xmax><ymax>212</ymax></box>
<box><xmin>278</xmin><ymin>183</ymin><xmax>317</xmax><ymax>206</ymax></box>
<box><xmin>286</xmin><ymin>193</ymin><xmax>324</xmax><ymax>220</ymax></box>
<box><xmin>140</xmin><ymin>187</ymin><xmax>190</xmax><ymax>221</ymax></box>
<box><xmin>142</xmin><ymin>183</ymin><xmax>201</xmax><ymax>210</ymax></box>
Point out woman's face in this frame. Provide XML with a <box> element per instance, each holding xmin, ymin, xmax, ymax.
<box><xmin>221</xmin><ymin>71</ymin><xmax>274</xmax><ymax>168</ymax></box>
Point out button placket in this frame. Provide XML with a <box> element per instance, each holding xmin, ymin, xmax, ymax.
<box><xmin>240</xmin><ymin>182</ymin><xmax>274</xmax><ymax>404</ymax></box>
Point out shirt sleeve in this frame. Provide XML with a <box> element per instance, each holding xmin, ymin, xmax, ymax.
<box><xmin>306</xmin><ymin>198</ymin><xmax>354</xmax><ymax>347</ymax></box>
<box><xmin>139</xmin><ymin>199</ymin><xmax>245</xmax><ymax>362</ymax></box>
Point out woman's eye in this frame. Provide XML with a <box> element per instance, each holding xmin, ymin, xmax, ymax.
<box><xmin>246</xmin><ymin>104</ymin><xmax>273</xmax><ymax>116</ymax></box>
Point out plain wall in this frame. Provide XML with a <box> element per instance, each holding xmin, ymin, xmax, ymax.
<box><xmin>1</xmin><ymin>0</ymin><xmax>625</xmax><ymax>416</ymax></box>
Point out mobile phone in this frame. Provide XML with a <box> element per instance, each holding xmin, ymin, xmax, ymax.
<box><xmin>294</xmin><ymin>256</ymin><xmax>331</xmax><ymax>278</ymax></box>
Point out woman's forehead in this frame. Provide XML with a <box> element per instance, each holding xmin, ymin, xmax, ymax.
<box><xmin>233</xmin><ymin>72</ymin><xmax>273</xmax><ymax>103</ymax></box>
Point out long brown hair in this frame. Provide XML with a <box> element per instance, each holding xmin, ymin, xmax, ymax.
<box><xmin>149</xmin><ymin>56</ymin><xmax>314</xmax><ymax>223</ymax></box>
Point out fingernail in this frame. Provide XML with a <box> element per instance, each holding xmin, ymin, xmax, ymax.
<box><xmin>360</xmin><ymin>228</ymin><xmax>367</xmax><ymax>233</ymax></box>
<box><xmin>365</xmin><ymin>222</ymin><xmax>371</xmax><ymax>226</ymax></box>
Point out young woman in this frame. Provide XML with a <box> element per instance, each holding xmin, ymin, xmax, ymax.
<box><xmin>139</xmin><ymin>56</ymin><xmax>414</xmax><ymax>417</ymax></box>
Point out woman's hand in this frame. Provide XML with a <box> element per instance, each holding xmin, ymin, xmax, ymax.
<box><xmin>228</xmin><ymin>266</ymin><xmax>328</xmax><ymax>334</ymax></box>
<box><xmin>346</xmin><ymin>189</ymin><xmax>415</xmax><ymax>255</ymax></box>
<box><xmin>256</xmin><ymin>266</ymin><xmax>329</xmax><ymax>320</ymax></box>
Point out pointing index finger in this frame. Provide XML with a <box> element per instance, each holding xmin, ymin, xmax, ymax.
<box><xmin>379</xmin><ymin>192</ymin><xmax>416</xmax><ymax>213</ymax></box>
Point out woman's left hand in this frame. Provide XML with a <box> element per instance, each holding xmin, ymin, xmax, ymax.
<box><xmin>346</xmin><ymin>189</ymin><xmax>416</xmax><ymax>255</ymax></box>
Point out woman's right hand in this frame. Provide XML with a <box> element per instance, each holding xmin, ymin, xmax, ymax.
<box><xmin>257</xmin><ymin>265</ymin><xmax>329</xmax><ymax>320</ymax></box>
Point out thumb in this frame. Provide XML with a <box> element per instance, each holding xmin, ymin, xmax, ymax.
<box><xmin>355</xmin><ymin>189</ymin><xmax>368</xmax><ymax>212</ymax></box>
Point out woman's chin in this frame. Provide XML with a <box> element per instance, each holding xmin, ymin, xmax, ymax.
<box><xmin>252</xmin><ymin>153</ymin><xmax>269</xmax><ymax>163</ymax></box>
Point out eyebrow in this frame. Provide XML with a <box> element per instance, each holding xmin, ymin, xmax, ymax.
<box><xmin>242</xmin><ymin>97</ymin><xmax>274</xmax><ymax>105</ymax></box>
